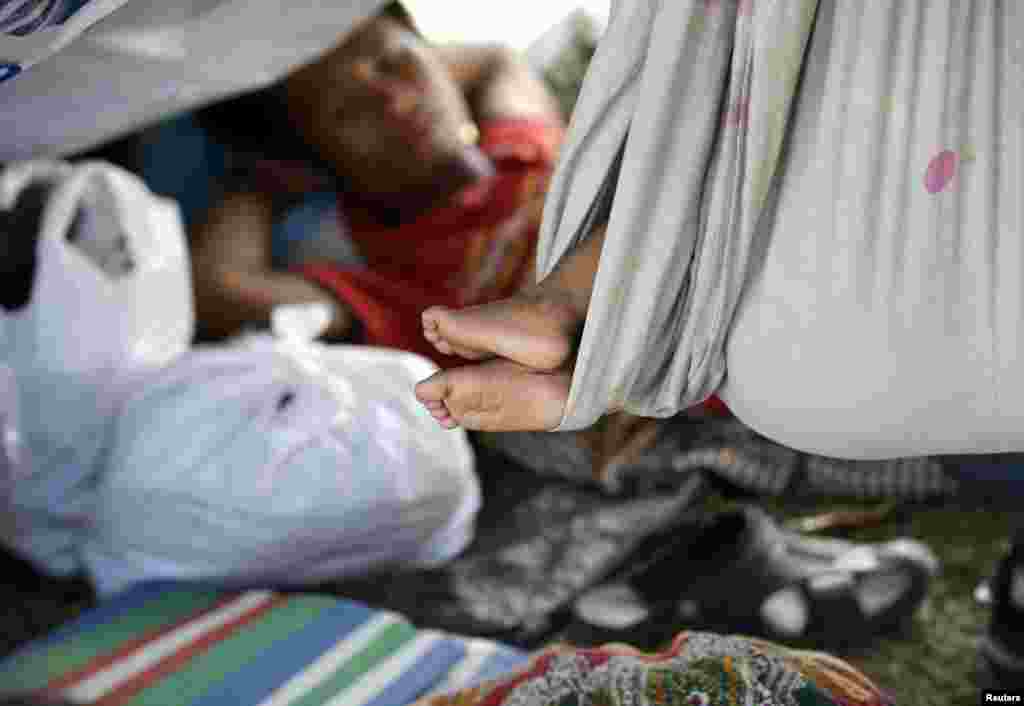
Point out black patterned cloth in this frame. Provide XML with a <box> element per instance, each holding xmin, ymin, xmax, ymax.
<box><xmin>484</xmin><ymin>415</ymin><xmax>957</xmax><ymax>501</ymax></box>
<box><xmin>325</xmin><ymin>446</ymin><xmax>707</xmax><ymax>646</ymax></box>
<box><xmin>328</xmin><ymin>415</ymin><xmax>957</xmax><ymax>646</ymax></box>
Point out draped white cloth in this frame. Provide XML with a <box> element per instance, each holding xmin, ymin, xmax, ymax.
<box><xmin>539</xmin><ymin>0</ymin><xmax>819</xmax><ymax>431</ymax></box>
<box><xmin>539</xmin><ymin>0</ymin><xmax>1024</xmax><ymax>459</ymax></box>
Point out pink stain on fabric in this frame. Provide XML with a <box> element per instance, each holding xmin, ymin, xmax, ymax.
<box><xmin>723</xmin><ymin>98</ymin><xmax>750</xmax><ymax>128</ymax></box>
<box><xmin>925</xmin><ymin>150</ymin><xmax>958</xmax><ymax>194</ymax></box>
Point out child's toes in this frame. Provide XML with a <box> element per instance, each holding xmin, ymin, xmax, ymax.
<box><xmin>421</xmin><ymin>308</ymin><xmax>448</xmax><ymax>341</ymax></box>
<box><xmin>422</xmin><ymin>323</ymin><xmax>445</xmax><ymax>349</ymax></box>
<box><xmin>419</xmin><ymin>397</ymin><xmax>457</xmax><ymax>428</ymax></box>
<box><xmin>415</xmin><ymin>372</ymin><xmax>450</xmax><ymax>405</ymax></box>
<box><xmin>421</xmin><ymin>308</ymin><xmax>438</xmax><ymax>328</ymax></box>
<box><xmin>430</xmin><ymin>404</ymin><xmax>458</xmax><ymax>428</ymax></box>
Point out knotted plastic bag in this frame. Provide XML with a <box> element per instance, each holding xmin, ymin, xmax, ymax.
<box><xmin>0</xmin><ymin>160</ymin><xmax>192</xmax><ymax>574</ymax></box>
<box><xmin>82</xmin><ymin>307</ymin><xmax>480</xmax><ymax>596</ymax></box>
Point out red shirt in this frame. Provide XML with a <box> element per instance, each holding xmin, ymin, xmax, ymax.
<box><xmin>302</xmin><ymin>118</ymin><xmax>563</xmax><ymax>368</ymax></box>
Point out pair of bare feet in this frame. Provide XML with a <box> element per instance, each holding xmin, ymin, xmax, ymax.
<box><xmin>415</xmin><ymin>224</ymin><xmax>665</xmax><ymax>478</ymax></box>
<box><xmin>414</xmin><ymin>287</ymin><xmax>581</xmax><ymax>431</ymax></box>
<box><xmin>416</xmin><ymin>224</ymin><xmax>610</xmax><ymax>432</ymax></box>
<box><xmin>415</xmin><ymin>283</ymin><xmax>664</xmax><ymax>478</ymax></box>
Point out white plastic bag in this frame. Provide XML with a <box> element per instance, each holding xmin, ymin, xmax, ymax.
<box><xmin>1</xmin><ymin>160</ymin><xmax>193</xmax><ymax>379</ymax></box>
<box><xmin>82</xmin><ymin>312</ymin><xmax>480</xmax><ymax>596</ymax></box>
<box><xmin>0</xmin><ymin>160</ymin><xmax>193</xmax><ymax>574</ymax></box>
<box><xmin>0</xmin><ymin>0</ymin><xmax>387</xmax><ymax>160</ymax></box>
<box><xmin>0</xmin><ymin>364</ymin><xmax>25</xmax><ymax>543</ymax></box>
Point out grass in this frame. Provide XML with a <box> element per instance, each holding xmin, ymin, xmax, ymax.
<box><xmin>751</xmin><ymin>496</ymin><xmax>1016</xmax><ymax>706</ymax></box>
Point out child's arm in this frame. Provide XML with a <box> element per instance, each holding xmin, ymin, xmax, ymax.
<box><xmin>189</xmin><ymin>190</ymin><xmax>353</xmax><ymax>342</ymax></box>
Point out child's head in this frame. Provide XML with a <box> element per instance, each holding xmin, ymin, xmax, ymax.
<box><xmin>279</xmin><ymin>3</ymin><xmax>481</xmax><ymax>203</ymax></box>
<box><xmin>197</xmin><ymin>2</ymin><xmax>489</xmax><ymax>215</ymax></box>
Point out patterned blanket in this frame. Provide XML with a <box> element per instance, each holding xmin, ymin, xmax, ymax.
<box><xmin>0</xmin><ymin>583</ymin><xmax>526</xmax><ymax>706</ymax></box>
<box><xmin>484</xmin><ymin>415</ymin><xmax>957</xmax><ymax>500</ymax></box>
<box><xmin>415</xmin><ymin>633</ymin><xmax>893</xmax><ymax>706</ymax></box>
<box><xmin>0</xmin><ymin>583</ymin><xmax>893</xmax><ymax>706</ymax></box>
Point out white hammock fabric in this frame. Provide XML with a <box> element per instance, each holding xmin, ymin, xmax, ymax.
<box><xmin>538</xmin><ymin>0</ymin><xmax>819</xmax><ymax>431</ymax></box>
<box><xmin>539</xmin><ymin>0</ymin><xmax>1024</xmax><ymax>460</ymax></box>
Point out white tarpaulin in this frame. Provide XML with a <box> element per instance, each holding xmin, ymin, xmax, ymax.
<box><xmin>0</xmin><ymin>0</ymin><xmax>387</xmax><ymax>160</ymax></box>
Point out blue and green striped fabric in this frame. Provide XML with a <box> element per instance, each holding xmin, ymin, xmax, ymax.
<box><xmin>0</xmin><ymin>583</ymin><xmax>528</xmax><ymax>706</ymax></box>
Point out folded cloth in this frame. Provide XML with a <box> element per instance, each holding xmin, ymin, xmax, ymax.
<box><xmin>326</xmin><ymin>459</ymin><xmax>706</xmax><ymax>648</ymax></box>
<box><xmin>480</xmin><ymin>416</ymin><xmax>957</xmax><ymax>501</ymax></box>
<box><xmin>642</xmin><ymin>417</ymin><xmax>958</xmax><ymax>502</ymax></box>
<box><xmin>413</xmin><ymin>631</ymin><xmax>894</xmax><ymax>706</ymax></box>
<box><xmin>0</xmin><ymin>583</ymin><xmax>529</xmax><ymax>706</ymax></box>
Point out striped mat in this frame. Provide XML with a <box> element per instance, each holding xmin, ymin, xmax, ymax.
<box><xmin>0</xmin><ymin>583</ymin><xmax>528</xmax><ymax>706</ymax></box>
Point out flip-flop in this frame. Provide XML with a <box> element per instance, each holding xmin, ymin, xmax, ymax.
<box><xmin>980</xmin><ymin>537</ymin><xmax>1024</xmax><ymax>688</ymax></box>
<box><xmin>562</xmin><ymin>505</ymin><xmax>938</xmax><ymax>650</ymax></box>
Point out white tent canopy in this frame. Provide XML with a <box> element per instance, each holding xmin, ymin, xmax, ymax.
<box><xmin>0</xmin><ymin>0</ymin><xmax>387</xmax><ymax>161</ymax></box>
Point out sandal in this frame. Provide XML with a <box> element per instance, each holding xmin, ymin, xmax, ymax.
<box><xmin>980</xmin><ymin>534</ymin><xmax>1024</xmax><ymax>688</ymax></box>
<box><xmin>562</xmin><ymin>505</ymin><xmax>938</xmax><ymax>650</ymax></box>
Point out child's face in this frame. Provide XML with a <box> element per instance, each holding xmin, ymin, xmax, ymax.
<box><xmin>283</xmin><ymin>14</ymin><xmax>475</xmax><ymax>200</ymax></box>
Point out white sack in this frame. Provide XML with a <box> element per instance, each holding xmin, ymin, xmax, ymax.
<box><xmin>0</xmin><ymin>364</ymin><xmax>24</xmax><ymax>541</ymax></box>
<box><xmin>0</xmin><ymin>159</ymin><xmax>192</xmax><ymax>573</ymax></box>
<box><xmin>82</xmin><ymin>330</ymin><xmax>480</xmax><ymax>597</ymax></box>
<box><xmin>0</xmin><ymin>0</ymin><xmax>387</xmax><ymax>160</ymax></box>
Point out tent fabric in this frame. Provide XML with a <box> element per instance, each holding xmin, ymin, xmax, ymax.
<box><xmin>0</xmin><ymin>0</ymin><xmax>387</xmax><ymax>161</ymax></box>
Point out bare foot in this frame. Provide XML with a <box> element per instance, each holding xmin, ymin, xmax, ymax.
<box><xmin>421</xmin><ymin>288</ymin><xmax>581</xmax><ymax>371</ymax></box>
<box><xmin>414</xmin><ymin>358</ymin><xmax>570</xmax><ymax>431</ymax></box>
<box><xmin>422</xmin><ymin>222</ymin><xmax>607</xmax><ymax>370</ymax></box>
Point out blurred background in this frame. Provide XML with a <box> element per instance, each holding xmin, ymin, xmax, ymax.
<box><xmin>405</xmin><ymin>0</ymin><xmax>608</xmax><ymax>119</ymax></box>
